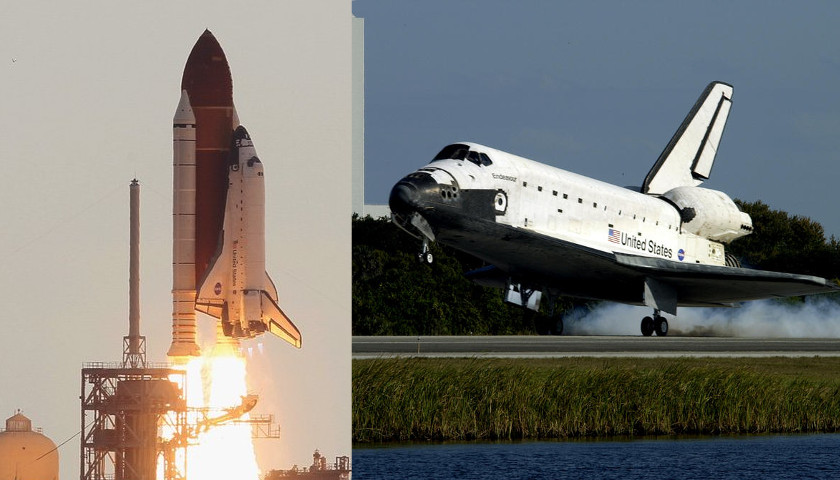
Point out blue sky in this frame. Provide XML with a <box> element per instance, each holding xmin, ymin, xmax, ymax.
<box><xmin>354</xmin><ymin>1</ymin><xmax>840</xmax><ymax>237</ymax></box>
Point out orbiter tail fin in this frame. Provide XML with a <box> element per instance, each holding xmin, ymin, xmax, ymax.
<box><xmin>642</xmin><ymin>81</ymin><xmax>733</xmax><ymax>195</ymax></box>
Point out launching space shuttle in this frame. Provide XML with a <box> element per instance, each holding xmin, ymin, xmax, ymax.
<box><xmin>168</xmin><ymin>30</ymin><xmax>300</xmax><ymax>357</ymax></box>
<box><xmin>195</xmin><ymin>126</ymin><xmax>302</xmax><ymax>347</ymax></box>
<box><xmin>390</xmin><ymin>81</ymin><xmax>838</xmax><ymax>336</ymax></box>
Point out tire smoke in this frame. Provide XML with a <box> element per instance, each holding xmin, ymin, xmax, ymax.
<box><xmin>563</xmin><ymin>297</ymin><xmax>840</xmax><ymax>337</ymax></box>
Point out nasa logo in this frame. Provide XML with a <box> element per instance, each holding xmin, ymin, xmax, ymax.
<box><xmin>214</xmin><ymin>282</ymin><xmax>222</xmax><ymax>295</ymax></box>
<box><xmin>678</xmin><ymin>249</ymin><xmax>685</xmax><ymax>261</ymax></box>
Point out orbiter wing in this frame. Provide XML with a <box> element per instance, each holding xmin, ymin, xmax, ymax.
<box><xmin>463</xmin><ymin>225</ymin><xmax>837</xmax><ymax>313</ymax></box>
<box><xmin>261</xmin><ymin>291</ymin><xmax>302</xmax><ymax>348</ymax></box>
<box><xmin>614</xmin><ymin>252</ymin><xmax>837</xmax><ymax>307</ymax></box>
<box><xmin>264</xmin><ymin>271</ymin><xmax>279</xmax><ymax>302</ymax></box>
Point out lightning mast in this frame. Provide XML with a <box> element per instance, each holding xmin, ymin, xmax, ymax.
<box><xmin>123</xmin><ymin>179</ymin><xmax>146</xmax><ymax>368</ymax></box>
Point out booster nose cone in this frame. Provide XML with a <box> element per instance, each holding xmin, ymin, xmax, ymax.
<box><xmin>389</xmin><ymin>183</ymin><xmax>418</xmax><ymax>215</ymax></box>
<box><xmin>173</xmin><ymin>90</ymin><xmax>196</xmax><ymax>125</ymax></box>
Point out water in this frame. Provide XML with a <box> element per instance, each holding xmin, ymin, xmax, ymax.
<box><xmin>353</xmin><ymin>435</ymin><xmax>840</xmax><ymax>479</ymax></box>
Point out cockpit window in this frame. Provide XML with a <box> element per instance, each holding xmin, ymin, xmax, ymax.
<box><xmin>432</xmin><ymin>144</ymin><xmax>470</xmax><ymax>161</ymax></box>
<box><xmin>432</xmin><ymin>144</ymin><xmax>493</xmax><ymax>166</ymax></box>
<box><xmin>466</xmin><ymin>151</ymin><xmax>481</xmax><ymax>166</ymax></box>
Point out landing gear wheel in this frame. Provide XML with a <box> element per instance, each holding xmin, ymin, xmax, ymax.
<box><xmin>417</xmin><ymin>241</ymin><xmax>433</xmax><ymax>264</ymax></box>
<box><xmin>641</xmin><ymin>316</ymin><xmax>654</xmax><ymax>336</ymax></box>
<box><xmin>654</xmin><ymin>316</ymin><xmax>669</xmax><ymax>336</ymax></box>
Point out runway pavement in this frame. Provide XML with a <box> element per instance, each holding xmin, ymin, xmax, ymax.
<box><xmin>352</xmin><ymin>335</ymin><xmax>840</xmax><ymax>358</ymax></box>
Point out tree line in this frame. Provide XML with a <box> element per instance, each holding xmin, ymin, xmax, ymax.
<box><xmin>352</xmin><ymin>200</ymin><xmax>840</xmax><ymax>335</ymax></box>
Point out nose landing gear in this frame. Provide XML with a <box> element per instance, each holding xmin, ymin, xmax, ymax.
<box><xmin>417</xmin><ymin>240</ymin><xmax>434</xmax><ymax>264</ymax></box>
<box><xmin>641</xmin><ymin>310</ymin><xmax>669</xmax><ymax>336</ymax></box>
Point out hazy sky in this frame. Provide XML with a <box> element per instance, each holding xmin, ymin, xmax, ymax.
<box><xmin>0</xmin><ymin>2</ymin><xmax>350</xmax><ymax>478</ymax></box>
<box><xmin>354</xmin><ymin>1</ymin><xmax>840</xmax><ymax>237</ymax></box>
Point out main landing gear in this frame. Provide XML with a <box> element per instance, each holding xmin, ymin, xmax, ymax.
<box><xmin>641</xmin><ymin>310</ymin><xmax>668</xmax><ymax>337</ymax></box>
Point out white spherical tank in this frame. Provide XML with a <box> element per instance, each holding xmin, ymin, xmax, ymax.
<box><xmin>0</xmin><ymin>412</ymin><xmax>59</xmax><ymax>480</ymax></box>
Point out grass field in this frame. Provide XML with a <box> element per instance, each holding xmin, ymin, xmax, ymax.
<box><xmin>353</xmin><ymin>357</ymin><xmax>840</xmax><ymax>443</ymax></box>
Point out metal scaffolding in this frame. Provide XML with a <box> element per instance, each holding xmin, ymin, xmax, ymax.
<box><xmin>80</xmin><ymin>364</ymin><xmax>188</xmax><ymax>480</ymax></box>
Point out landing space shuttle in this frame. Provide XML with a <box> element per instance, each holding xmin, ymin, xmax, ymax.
<box><xmin>390</xmin><ymin>81</ymin><xmax>838</xmax><ymax>336</ymax></box>
<box><xmin>195</xmin><ymin>126</ymin><xmax>302</xmax><ymax>348</ymax></box>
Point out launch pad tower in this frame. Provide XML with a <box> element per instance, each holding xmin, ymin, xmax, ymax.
<box><xmin>80</xmin><ymin>364</ymin><xmax>188</xmax><ymax>480</ymax></box>
<box><xmin>80</xmin><ymin>180</ymin><xmax>191</xmax><ymax>480</ymax></box>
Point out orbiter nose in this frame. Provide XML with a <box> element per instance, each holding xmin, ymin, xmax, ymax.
<box><xmin>389</xmin><ymin>183</ymin><xmax>418</xmax><ymax>215</ymax></box>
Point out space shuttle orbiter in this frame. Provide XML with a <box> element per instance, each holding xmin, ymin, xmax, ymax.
<box><xmin>389</xmin><ymin>81</ymin><xmax>838</xmax><ymax>337</ymax></box>
<box><xmin>195</xmin><ymin>125</ymin><xmax>302</xmax><ymax>348</ymax></box>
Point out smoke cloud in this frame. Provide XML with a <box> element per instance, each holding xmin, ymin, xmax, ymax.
<box><xmin>563</xmin><ymin>297</ymin><xmax>840</xmax><ymax>338</ymax></box>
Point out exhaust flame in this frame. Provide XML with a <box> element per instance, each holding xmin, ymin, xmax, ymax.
<box><xmin>187</xmin><ymin>352</ymin><xmax>260</xmax><ymax>480</ymax></box>
<box><xmin>161</xmin><ymin>347</ymin><xmax>261</xmax><ymax>480</ymax></box>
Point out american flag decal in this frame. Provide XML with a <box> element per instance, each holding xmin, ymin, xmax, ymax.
<box><xmin>608</xmin><ymin>228</ymin><xmax>621</xmax><ymax>244</ymax></box>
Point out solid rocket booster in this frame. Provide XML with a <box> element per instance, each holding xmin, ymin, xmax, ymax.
<box><xmin>195</xmin><ymin>126</ymin><xmax>302</xmax><ymax>347</ymax></box>
<box><xmin>169</xmin><ymin>91</ymin><xmax>201</xmax><ymax>358</ymax></box>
